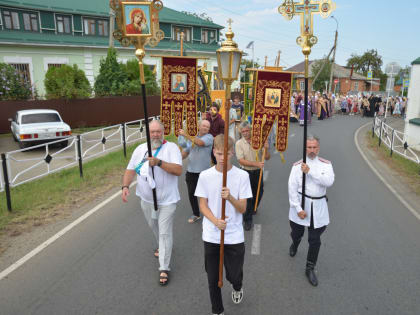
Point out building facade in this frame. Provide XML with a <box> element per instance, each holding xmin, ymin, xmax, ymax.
<box><xmin>0</xmin><ymin>0</ymin><xmax>223</xmax><ymax>97</ymax></box>
<box><xmin>287</xmin><ymin>60</ymin><xmax>380</xmax><ymax>95</ymax></box>
<box><xmin>404</xmin><ymin>57</ymin><xmax>420</xmax><ymax>151</ymax></box>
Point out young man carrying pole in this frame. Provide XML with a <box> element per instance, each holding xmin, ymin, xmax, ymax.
<box><xmin>195</xmin><ymin>135</ymin><xmax>252</xmax><ymax>315</ymax></box>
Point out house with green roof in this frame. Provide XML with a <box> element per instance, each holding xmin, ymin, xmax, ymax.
<box><xmin>0</xmin><ymin>0</ymin><xmax>223</xmax><ymax>97</ymax></box>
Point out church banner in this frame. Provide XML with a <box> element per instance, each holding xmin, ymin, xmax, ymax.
<box><xmin>251</xmin><ymin>70</ymin><xmax>293</xmax><ymax>152</ymax></box>
<box><xmin>161</xmin><ymin>57</ymin><xmax>198</xmax><ymax>137</ymax></box>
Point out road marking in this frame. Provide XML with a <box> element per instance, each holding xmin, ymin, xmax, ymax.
<box><xmin>251</xmin><ymin>224</ymin><xmax>262</xmax><ymax>255</ymax></box>
<box><xmin>354</xmin><ymin>123</ymin><xmax>420</xmax><ymax>221</ymax></box>
<box><xmin>0</xmin><ymin>182</ymin><xmax>136</xmax><ymax>281</ymax></box>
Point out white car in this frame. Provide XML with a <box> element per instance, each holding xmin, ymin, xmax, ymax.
<box><xmin>9</xmin><ymin>109</ymin><xmax>72</xmax><ymax>149</ymax></box>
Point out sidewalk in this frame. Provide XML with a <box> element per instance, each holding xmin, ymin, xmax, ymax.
<box><xmin>356</xmin><ymin>122</ymin><xmax>420</xmax><ymax>220</ymax></box>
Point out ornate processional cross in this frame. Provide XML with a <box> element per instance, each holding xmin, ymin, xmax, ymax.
<box><xmin>278</xmin><ymin>0</ymin><xmax>336</xmax><ymax>55</ymax></box>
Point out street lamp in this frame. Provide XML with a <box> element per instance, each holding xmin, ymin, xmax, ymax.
<box><xmin>215</xmin><ymin>19</ymin><xmax>243</xmax><ymax>289</ymax></box>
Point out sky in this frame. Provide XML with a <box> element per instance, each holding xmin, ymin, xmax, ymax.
<box><xmin>163</xmin><ymin>0</ymin><xmax>420</xmax><ymax>71</ymax></box>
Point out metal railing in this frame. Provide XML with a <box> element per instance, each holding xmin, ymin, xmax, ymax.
<box><xmin>1</xmin><ymin>116</ymin><xmax>160</xmax><ymax>211</ymax></box>
<box><xmin>372</xmin><ymin>117</ymin><xmax>420</xmax><ymax>164</ymax></box>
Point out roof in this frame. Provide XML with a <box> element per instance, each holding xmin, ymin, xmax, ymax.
<box><xmin>412</xmin><ymin>57</ymin><xmax>420</xmax><ymax>65</ymax></box>
<box><xmin>17</xmin><ymin>109</ymin><xmax>59</xmax><ymax>114</ymax></box>
<box><xmin>287</xmin><ymin>60</ymin><xmax>379</xmax><ymax>82</ymax></box>
<box><xmin>1</xmin><ymin>0</ymin><xmax>223</xmax><ymax>28</ymax></box>
<box><xmin>0</xmin><ymin>30</ymin><xmax>219</xmax><ymax>53</ymax></box>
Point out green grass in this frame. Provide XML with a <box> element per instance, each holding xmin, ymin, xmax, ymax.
<box><xmin>0</xmin><ymin>134</ymin><xmax>178</xmax><ymax>232</ymax></box>
<box><xmin>367</xmin><ymin>131</ymin><xmax>420</xmax><ymax>193</ymax></box>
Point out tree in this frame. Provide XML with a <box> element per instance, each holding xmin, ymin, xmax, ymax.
<box><xmin>346</xmin><ymin>49</ymin><xmax>383</xmax><ymax>77</ymax></box>
<box><xmin>310</xmin><ymin>59</ymin><xmax>332</xmax><ymax>92</ymax></box>
<box><xmin>240</xmin><ymin>58</ymin><xmax>262</xmax><ymax>83</ymax></box>
<box><xmin>0</xmin><ymin>63</ymin><xmax>32</xmax><ymax>101</ymax></box>
<box><xmin>44</xmin><ymin>64</ymin><xmax>91</xmax><ymax>100</ymax></box>
<box><xmin>94</xmin><ymin>48</ymin><xmax>129</xmax><ymax>97</ymax></box>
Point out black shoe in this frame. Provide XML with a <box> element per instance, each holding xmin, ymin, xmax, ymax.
<box><xmin>244</xmin><ymin>221</ymin><xmax>252</xmax><ymax>231</ymax></box>
<box><xmin>305</xmin><ymin>268</ymin><xmax>318</xmax><ymax>287</ymax></box>
<box><xmin>289</xmin><ymin>244</ymin><xmax>297</xmax><ymax>257</ymax></box>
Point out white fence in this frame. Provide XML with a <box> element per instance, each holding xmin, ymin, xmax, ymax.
<box><xmin>1</xmin><ymin>117</ymin><xmax>159</xmax><ymax>193</ymax></box>
<box><xmin>373</xmin><ymin>117</ymin><xmax>420</xmax><ymax>164</ymax></box>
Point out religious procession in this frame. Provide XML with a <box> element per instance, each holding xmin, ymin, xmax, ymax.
<box><xmin>119</xmin><ymin>1</ymin><xmax>337</xmax><ymax>314</ymax></box>
<box><xmin>1</xmin><ymin>1</ymin><xmax>419</xmax><ymax>315</ymax></box>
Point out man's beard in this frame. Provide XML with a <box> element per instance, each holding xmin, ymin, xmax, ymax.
<box><xmin>308</xmin><ymin>152</ymin><xmax>317</xmax><ymax>160</ymax></box>
<box><xmin>151</xmin><ymin>138</ymin><xmax>163</xmax><ymax>150</ymax></box>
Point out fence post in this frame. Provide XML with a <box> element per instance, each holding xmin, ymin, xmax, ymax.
<box><xmin>372</xmin><ymin>118</ymin><xmax>375</xmax><ymax>138</ymax></box>
<box><xmin>77</xmin><ymin>135</ymin><xmax>83</xmax><ymax>178</ymax></box>
<box><xmin>122</xmin><ymin>123</ymin><xmax>127</xmax><ymax>158</ymax></box>
<box><xmin>379</xmin><ymin>121</ymin><xmax>383</xmax><ymax>147</ymax></box>
<box><xmin>390</xmin><ymin>129</ymin><xmax>395</xmax><ymax>157</ymax></box>
<box><xmin>1</xmin><ymin>153</ymin><xmax>12</xmax><ymax>212</ymax></box>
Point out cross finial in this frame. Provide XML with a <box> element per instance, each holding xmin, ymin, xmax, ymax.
<box><xmin>227</xmin><ymin>18</ymin><xmax>233</xmax><ymax>29</ymax></box>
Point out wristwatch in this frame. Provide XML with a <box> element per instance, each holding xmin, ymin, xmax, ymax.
<box><xmin>157</xmin><ymin>159</ymin><xmax>162</xmax><ymax>167</ymax></box>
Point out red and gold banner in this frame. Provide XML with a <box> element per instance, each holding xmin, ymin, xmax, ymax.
<box><xmin>161</xmin><ymin>57</ymin><xmax>198</xmax><ymax>137</ymax></box>
<box><xmin>251</xmin><ymin>70</ymin><xmax>292</xmax><ymax>152</ymax></box>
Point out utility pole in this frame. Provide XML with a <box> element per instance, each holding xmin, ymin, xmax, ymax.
<box><xmin>265</xmin><ymin>56</ymin><xmax>268</xmax><ymax>67</ymax></box>
<box><xmin>328</xmin><ymin>16</ymin><xmax>338</xmax><ymax>94</ymax></box>
<box><xmin>276</xmin><ymin>50</ymin><xmax>281</xmax><ymax>67</ymax></box>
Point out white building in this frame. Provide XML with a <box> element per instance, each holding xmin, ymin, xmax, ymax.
<box><xmin>404</xmin><ymin>57</ymin><xmax>420</xmax><ymax>151</ymax></box>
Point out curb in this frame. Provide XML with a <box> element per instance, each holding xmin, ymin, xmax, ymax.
<box><xmin>354</xmin><ymin>122</ymin><xmax>420</xmax><ymax>221</ymax></box>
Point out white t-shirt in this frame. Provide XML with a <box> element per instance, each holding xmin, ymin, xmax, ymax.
<box><xmin>127</xmin><ymin>141</ymin><xmax>182</xmax><ymax>205</ymax></box>
<box><xmin>195</xmin><ymin>166</ymin><xmax>252</xmax><ymax>244</ymax></box>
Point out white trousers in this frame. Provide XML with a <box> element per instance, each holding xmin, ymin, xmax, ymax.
<box><xmin>140</xmin><ymin>200</ymin><xmax>176</xmax><ymax>271</ymax></box>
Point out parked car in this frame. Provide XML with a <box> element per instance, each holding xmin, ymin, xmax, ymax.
<box><xmin>9</xmin><ymin>109</ymin><xmax>72</xmax><ymax>149</ymax></box>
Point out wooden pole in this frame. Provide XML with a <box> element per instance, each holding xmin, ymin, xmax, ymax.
<box><xmin>218</xmin><ymin>81</ymin><xmax>232</xmax><ymax>288</ymax></box>
<box><xmin>180</xmin><ymin>32</ymin><xmax>184</xmax><ymax>56</ymax></box>
<box><xmin>254</xmin><ymin>147</ymin><xmax>266</xmax><ymax>212</ymax></box>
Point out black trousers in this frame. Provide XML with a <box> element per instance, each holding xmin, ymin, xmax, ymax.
<box><xmin>243</xmin><ymin>169</ymin><xmax>263</xmax><ymax>223</ymax></box>
<box><xmin>204</xmin><ymin>241</ymin><xmax>245</xmax><ymax>314</ymax></box>
<box><xmin>290</xmin><ymin>204</ymin><xmax>326</xmax><ymax>266</ymax></box>
<box><xmin>185</xmin><ymin>171</ymin><xmax>200</xmax><ymax>217</ymax></box>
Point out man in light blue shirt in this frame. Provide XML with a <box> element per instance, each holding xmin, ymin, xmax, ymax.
<box><xmin>178</xmin><ymin>120</ymin><xmax>214</xmax><ymax>223</ymax></box>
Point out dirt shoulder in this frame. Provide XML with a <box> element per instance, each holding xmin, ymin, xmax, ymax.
<box><xmin>357</xmin><ymin>123</ymin><xmax>420</xmax><ymax>216</ymax></box>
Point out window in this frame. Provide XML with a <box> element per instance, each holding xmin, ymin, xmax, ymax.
<box><xmin>202</xmin><ymin>30</ymin><xmax>209</xmax><ymax>44</ymax></box>
<box><xmin>48</xmin><ymin>64</ymin><xmax>63</xmax><ymax>69</ymax></box>
<box><xmin>84</xmin><ymin>18</ymin><xmax>96</xmax><ymax>35</ymax></box>
<box><xmin>173</xmin><ymin>26</ymin><xmax>191</xmax><ymax>42</ymax></box>
<box><xmin>354</xmin><ymin>82</ymin><xmax>359</xmax><ymax>91</ymax></box>
<box><xmin>98</xmin><ymin>20</ymin><xmax>109</xmax><ymax>36</ymax></box>
<box><xmin>22</xmin><ymin>13</ymin><xmax>38</xmax><ymax>32</ymax></box>
<box><xmin>3</xmin><ymin>10</ymin><xmax>20</xmax><ymax>30</ymax></box>
<box><xmin>21</xmin><ymin>113</ymin><xmax>61</xmax><ymax>124</ymax></box>
<box><xmin>213</xmin><ymin>67</ymin><xmax>224</xmax><ymax>90</ymax></box>
<box><xmin>9</xmin><ymin>63</ymin><xmax>31</xmax><ymax>86</ymax></box>
<box><xmin>56</xmin><ymin>15</ymin><xmax>71</xmax><ymax>34</ymax></box>
<box><xmin>299</xmin><ymin>81</ymin><xmax>304</xmax><ymax>91</ymax></box>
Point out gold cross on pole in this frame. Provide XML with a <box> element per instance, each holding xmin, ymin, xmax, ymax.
<box><xmin>227</xmin><ymin>18</ymin><xmax>233</xmax><ymax>29</ymax></box>
<box><xmin>278</xmin><ymin>0</ymin><xmax>336</xmax><ymax>55</ymax></box>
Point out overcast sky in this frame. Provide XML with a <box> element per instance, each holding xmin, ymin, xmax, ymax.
<box><xmin>163</xmin><ymin>0</ymin><xmax>419</xmax><ymax>71</ymax></box>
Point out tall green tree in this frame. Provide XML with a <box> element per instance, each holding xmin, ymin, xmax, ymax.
<box><xmin>94</xmin><ymin>48</ymin><xmax>129</xmax><ymax>97</ymax></box>
<box><xmin>346</xmin><ymin>49</ymin><xmax>383</xmax><ymax>77</ymax></box>
<box><xmin>310</xmin><ymin>59</ymin><xmax>332</xmax><ymax>92</ymax></box>
<box><xmin>123</xmin><ymin>59</ymin><xmax>160</xmax><ymax>96</ymax></box>
<box><xmin>44</xmin><ymin>64</ymin><xmax>91</xmax><ymax>100</ymax></box>
<box><xmin>240</xmin><ymin>58</ymin><xmax>261</xmax><ymax>83</ymax></box>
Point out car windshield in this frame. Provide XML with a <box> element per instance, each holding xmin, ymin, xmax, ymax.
<box><xmin>21</xmin><ymin>113</ymin><xmax>61</xmax><ymax>124</ymax></box>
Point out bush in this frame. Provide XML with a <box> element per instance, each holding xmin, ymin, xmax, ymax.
<box><xmin>44</xmin><ymin>64</ymin><xmax>92</xmax><ymax>100</ymax></box>
<box><xmin>0</xmin><ymin>63</ymin><xmax>32</xmax><ymax>101</ymax></box>
<box><xmin>123</xmin><ymin>59</ymin><xmax>160</xmax><ymax>96</ymax></box>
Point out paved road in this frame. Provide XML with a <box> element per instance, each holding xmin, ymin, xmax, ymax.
<box><xmin>0</xmin><ymin>115</ymin><xmax>419</xmax><ymax>314</ymax></box>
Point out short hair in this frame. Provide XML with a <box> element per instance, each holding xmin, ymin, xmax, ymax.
<box><xmin>199</xmin><ymin>119</ymin><xmax>210</xmax><ymax>127</ymax></box>
<box><xmin>150</xmin><ymin>119</ymin><xmax>164</xmax><ymax>131</ymax></box>
<box><xmin>307</xmin><ymin>134</ymin><xmax>320</xmax><ymax>145</ymax></box>
<box><xmin>214</xmin><ymin>134</ymin><xmax>234</xmax><ymax>152</ymax></box>
<box><xmin>239</xmin><ymin>120</ymin><xmax>252</xmax><ymax>132</ymax></box>
<box><xmin>210</xmin><ymin>102</ymin><xmax>220</xmax><ymax>111</ymax></box>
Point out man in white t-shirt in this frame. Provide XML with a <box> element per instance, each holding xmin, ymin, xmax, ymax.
<box><xmin>121</xmin><ymin>120</ymin><xmax>182</xmax><ymax>286</ymax></box>
<box><xmin>195</xmin><ymin>135</ymin><xmax>252</xmax><ymax>315</ymax></box>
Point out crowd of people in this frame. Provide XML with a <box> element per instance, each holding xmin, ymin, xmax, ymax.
<box><xmin>291</xmin><ymin>92</ymin><xmax>408</xmax><ymax>123</ymax></box>
<box><xmin>120</xmin><ymin>94</ymin><xmax>336</xmax><ymax>315</ymax></box>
